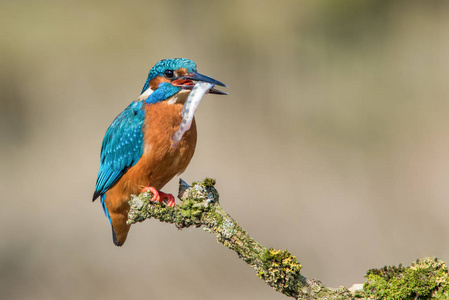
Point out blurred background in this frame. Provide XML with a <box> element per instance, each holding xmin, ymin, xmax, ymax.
<box><xmin>1</xmin><ymin>0</ymin><xmax>449</xmax><ymax>299</ymax></box>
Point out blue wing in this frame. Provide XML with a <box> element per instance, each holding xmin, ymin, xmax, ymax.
<box><xmin>93</xmin><ymin>100</ymin><xmax>145</xmax><ymax>201</ymax></box>
<box><xmin>93</xmin><ymin>83</ymin><xmax>181</xmax><ymax>202</ymax></box>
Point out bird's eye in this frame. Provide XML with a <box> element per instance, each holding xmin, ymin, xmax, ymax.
<box><xmin>164</xmin><ymin>69</ymin><xmax>174</xmax><ymax>78</ymax></box>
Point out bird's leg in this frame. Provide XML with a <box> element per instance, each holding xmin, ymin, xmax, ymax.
<box><xmin>141</xmin><ymin>187</ymin><xmax>175</xmax><ymax>207</ymax></box>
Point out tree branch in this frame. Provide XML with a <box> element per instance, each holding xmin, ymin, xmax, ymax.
<box><xmin>127</xmin><ymin>178</ymin><xmax>449</xmax><ymax>299</ymax></box>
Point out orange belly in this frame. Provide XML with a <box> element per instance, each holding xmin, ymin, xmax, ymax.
<box><xmin>104</xmin><ymin>101</ymin><xmax>197</xmax><ymax>245</ymax></box>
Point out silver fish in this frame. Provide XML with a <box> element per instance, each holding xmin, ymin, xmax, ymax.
<box><xmin>171</xmin><ymin>81</ymin><xmax>214</xmax><ymax>147</ymax></box>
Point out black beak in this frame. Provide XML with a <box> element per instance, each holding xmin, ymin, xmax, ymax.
<box><xmin>182</xmin><ymin>71</ymin><xmax>228</xmax><ymax>95</ymax></box>
<box><xmin>208</xmin><ymin>88</ymin><xmax>228</xmax><ymax>95</ymax></box>
<box><xmin>184</xmin><ymin>71</ymin><xmax>227</xmax><ymax>87</ymax></box>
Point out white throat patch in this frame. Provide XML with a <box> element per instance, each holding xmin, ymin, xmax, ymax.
<box><xmin>137</xmin><ymin>87</ymin><xmax>154</xmax><ymax>101</ymax></box>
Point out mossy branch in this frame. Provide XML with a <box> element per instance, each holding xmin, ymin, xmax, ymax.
<box><xmin>127</xmin><ymin>178</ymin><xmax>449</xmax><ymax>299</ymax></box>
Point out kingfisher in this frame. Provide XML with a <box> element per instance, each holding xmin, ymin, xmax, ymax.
<box><xmin>93</xmin><ymin>58</ymin><xmax>227</xmax><ymax>246</ymax></box>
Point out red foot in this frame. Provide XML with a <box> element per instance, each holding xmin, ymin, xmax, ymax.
<box><xmin>141</xmin><ymin>187</ymin><xmax>161</xmax><ymax>202</ymax></box>
<box><xmin>161</xmin><ymin>192</ymin><xmax>176</xmax><ymax>207</ymax></box>
<box><xmin>141</xmin><ymin>187</ymin><xmax>175</xmax><ymax>207</ymax></box>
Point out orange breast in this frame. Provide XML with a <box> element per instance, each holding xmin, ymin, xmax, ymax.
<box><xmin>105</xmin><ymin>101</ymin><xmax>197</xmax><ymax>215</ymax></box>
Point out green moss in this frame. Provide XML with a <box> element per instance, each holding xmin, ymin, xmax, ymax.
<box><xmin>352</xmin><ymin>288</ymin><xmax>367</xmax><ymax>298</ymax></box>
<box><xmin>174</xmin><ymin>179</ymin><xmax>221</xmax><ymax>228</ymax></box>
<box><xmin>145</xmin><ymin>203</ymin><xmax>175</xmax><ymax>223</ymax></box>
<box><xmin>364</xmin><ymin>258</ymin><xmax>449</xmax><ymax>300</ymax></box>
<box><xmin>257</xmin><ymin>248</ymin><xmax>302</xmax><ymax>297</ymax></box>
<box><xmin>184</xmin><ymin>178</ymin><xmax>219</xmax><ymax>203</ymax></box>
<box><xmin>175</xmin><ymin>197</ymin><xmax>210</xmax><ymax>227</ymax></box>
<box><xmin>202</xmin><ymin>177</ymin><xmax>216</xmax><ymax>188</ymax></box>
<box><xmin>191</xmin><ymin>177</ymin><xmax>216</xmax><ymax>189</ymax></box>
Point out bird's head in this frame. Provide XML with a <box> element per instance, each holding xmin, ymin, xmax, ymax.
<box><xmin>141</xmin><ymin>58</ymin><xmax>227</xmax><ymax>96</ymax></box>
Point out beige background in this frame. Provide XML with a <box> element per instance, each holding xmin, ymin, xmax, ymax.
<box><xmin>1</xmin><ymin>1</ymin><xmax>449</xmax><ymax>299</ymax></box>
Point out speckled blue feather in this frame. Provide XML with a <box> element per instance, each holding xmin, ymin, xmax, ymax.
<box><xmin>94</xmin><ymin>101</ymin><xmax>145</xmax><ymax>199</ymax></box>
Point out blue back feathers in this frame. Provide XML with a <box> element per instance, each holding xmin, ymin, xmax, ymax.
<box><xmin>141</xmin><ymin>58</ymin><xmax>197</xmax><ymax>94</ymax></box>
<box><xmin>93</xmin><ymin>101</ymin><xmax>145</xmax><ymax>199</ymax></box>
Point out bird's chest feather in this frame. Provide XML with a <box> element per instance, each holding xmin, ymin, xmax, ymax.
<box><xmin>138</xmin><ymin>101</ymin><xmax>197</xmax><ymax>186</ymax></box>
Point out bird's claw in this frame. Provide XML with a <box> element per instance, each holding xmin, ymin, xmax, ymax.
<box><xmin>142</xmin><ymin>186</ymin><xmax>161</xmax><ymax>202</ymax></box>
<box><xmin>163</xmin><ymin>193</ymin><xmax>176</xmax><ymax>207</ymax></box>
<box><xmin>141</xmin><ymin>187</ymin><xmax>175</xmax><ymax>207</ymax></box>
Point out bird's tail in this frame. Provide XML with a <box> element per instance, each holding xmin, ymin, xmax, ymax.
<box><xmin>100</xmin><ymin>194</ymin><xmax>123</xmax><ymax>246</ymax></box>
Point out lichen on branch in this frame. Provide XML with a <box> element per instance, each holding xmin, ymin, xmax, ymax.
<box><xmin>126</xmin><ymin>178</ymin><xmax>449</xmax><ymax>299</ymax></box>
<box><xmin>364</xmin><ymin>258</ymin><xmax>449</xmax><ymax>299</ymax></box>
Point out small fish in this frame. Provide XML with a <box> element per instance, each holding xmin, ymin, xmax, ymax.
<box><xmin>172</xmin><ymin>81</ymin><xmax>214</xmax><ymax>147</ymax></box>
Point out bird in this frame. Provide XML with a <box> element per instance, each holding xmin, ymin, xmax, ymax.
<box><xmin>92</xmin><ymin>58</ymin><xmax>227</xmax><ymax>246</ymax></box>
